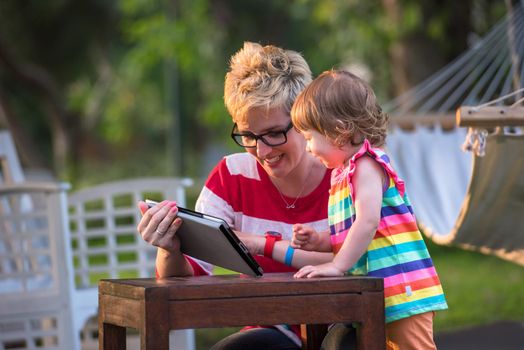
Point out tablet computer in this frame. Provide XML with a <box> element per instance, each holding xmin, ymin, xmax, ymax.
<box><xmin>146</xmin><ymin>200</ymin><xmax>263</xmax><ymax>277</ymax></box>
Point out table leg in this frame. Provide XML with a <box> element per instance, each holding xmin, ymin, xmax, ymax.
<box><xmin>301</xmin><ymin>324</ymin><xmax>328</xmax><ymax>350</ymax></box>
<box><xmin>100</xmin><ymin>322</ymin><xmax>126</xmax><ymax>350</ymax></box>
<box><xmin>140</xmin><ymin>288</ymin><xmax>170</xmax><ymax>350</ymax></box>
<box><xmin>138</xmin><ymin>331</ymin><xmax>169</xmax><ymax>350</ymax></box>
<box><xmin>357</xmin><ymin>291</ymin><xmax>386</xmax><ymax>350</ymax></box>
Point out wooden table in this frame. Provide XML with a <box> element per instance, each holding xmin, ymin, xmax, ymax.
<box><xmin>98</xmin><ymin>273</ymin><xmax>385</xmax><ymax>350</ymax></box>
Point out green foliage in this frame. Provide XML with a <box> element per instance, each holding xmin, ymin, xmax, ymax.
<box><xmin>115</xmin><ymin>0</ymin><xmax>227</xmax><ymax>125</ymax></box>
<box><xmin>0</xmin><ymin>0</ymin><xmax>509</xmax><ymax>183</ymax></box>
<box><xmin>195</xmin><ymin>327</ymin><xmax>242</xmax><ymax>350</ymax></box>
<box><xmin>288</xmin><ymin>1</ymin><xmax>394</xmax><ymax>99</ymax></box>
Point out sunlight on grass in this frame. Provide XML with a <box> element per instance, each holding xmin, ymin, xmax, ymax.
<box><xmin>213</xmin><ymin>266</ymin><xmax>238</xmax><ymax>275</ymax></box>
<box><xmin>427</xmin><ymin>240</ymin><xmax>524</xmax><ymax>332</ymax></box>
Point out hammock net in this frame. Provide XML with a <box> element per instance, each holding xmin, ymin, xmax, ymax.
<box><xmin>383</xmin><ymin>3</ymin><xmax>524</xmax><ymax>266</ymax></box>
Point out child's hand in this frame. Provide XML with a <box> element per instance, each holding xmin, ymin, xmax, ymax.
<box><xmin>291</xmin><ymin>224</ymin><xmax>319</xmax><ymax>250</ymax></box>
<box><xmin>293</xmin><ymin>262</ymin><xmax>345</xmax><ymax>278</ymax></box>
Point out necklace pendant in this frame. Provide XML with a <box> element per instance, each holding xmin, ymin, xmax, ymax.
<box><xmin>286</xmin><ymin>204</ymin><xmax>295</xmax><ymax>209</ymax></box>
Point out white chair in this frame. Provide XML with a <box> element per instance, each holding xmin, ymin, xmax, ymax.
<box><xmin>0</xmin><ymin>131</ymin><xmax>79</xmax><ymax>350</ymax></box>
<box><xmin>68</xmin><ymin>177</ymin><xmax>195</xmax><ymax>349</ymax></box>
<box><xmin>1</xmin><ymin>130</ymin><xmax>196</xmax><ymax>349</ymax></box>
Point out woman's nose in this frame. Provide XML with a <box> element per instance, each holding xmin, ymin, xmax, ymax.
<box><xmin>256</xmin><ymin>140</ymin><xmax>273</xmax><ymax>158</ymax></box>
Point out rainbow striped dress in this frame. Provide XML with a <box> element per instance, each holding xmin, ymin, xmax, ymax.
<box><xmin>329</xmin><ymin>140</ymin><xmax>448</xmax><ymax>323</ymax></box>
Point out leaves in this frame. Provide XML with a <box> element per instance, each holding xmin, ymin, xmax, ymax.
<box><xmin>0</xmin><ymin>0</ymin><xmax>507</xmax><ymax>183</ymax></box>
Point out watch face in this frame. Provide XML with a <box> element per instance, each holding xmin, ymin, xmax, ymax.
<box><xmin>266</xmin><ymin>231</ymin><xmax>282</xmax><ymax>238</ymax></box>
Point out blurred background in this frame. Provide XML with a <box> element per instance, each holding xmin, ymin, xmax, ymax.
<box><xmin>1</xmin><ymin>1</ymin><xmax>524</xmax><ymax>348</ymax></box>
<box><xmin>0</xmin><ymin>0</ymin><xmax>507</xmax><ymax>188</ymax></box>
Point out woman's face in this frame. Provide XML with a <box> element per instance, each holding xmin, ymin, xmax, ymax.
<box><xmin>236</xmin><ymin>107</ymin><xmax>307</xmax><ymax>179</ymax></box>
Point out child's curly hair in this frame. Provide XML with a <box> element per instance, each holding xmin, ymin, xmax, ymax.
<box><xmin>291</xmin><ymin>70</ymin><xmax>388</xmax><ymax>147</ymax></box>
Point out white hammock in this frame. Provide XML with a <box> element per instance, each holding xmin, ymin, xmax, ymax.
<box><xmin>384</xmin><ymin>3</ymin><xmax>524</xmax><ymax>266</ymax></box>
<box><xmin>387</xmin><ymin>126</ymin><xmax>524</xmax><ymax>266</ymax></box>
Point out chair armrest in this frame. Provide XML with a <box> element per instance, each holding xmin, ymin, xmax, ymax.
<box><xmin>0</xmin><ymin>182</ymin><xmax>71</xmax><ymax>194</ymax></box>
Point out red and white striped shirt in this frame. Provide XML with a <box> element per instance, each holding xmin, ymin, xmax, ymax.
<box><xmin>197</xmin><ymin>153</ymin><xmax>331</xmax><ymax>237</ymax></box>
<box><xmin>192</xmin><ymin>152</ymin><xmax>332</xmax><ymax>345</ymax></box>
<box><xmin>194</xmin><ymin>152</ymin><xmax>331</xmax><ymax>272</ymax></box>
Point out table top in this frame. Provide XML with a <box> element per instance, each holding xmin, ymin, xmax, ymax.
<box><xmin>99</xmin><ymin>272</ymin><xmax>383</xmax><ymax>301</ymax></box>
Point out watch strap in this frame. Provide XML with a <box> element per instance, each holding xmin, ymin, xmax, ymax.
<box><xmin>264</xmin><ymin>234</ymin><xmax>280</xmax><ymax>258</ymax></box>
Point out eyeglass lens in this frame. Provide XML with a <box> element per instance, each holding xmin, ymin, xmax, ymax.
<box><xmin>231</xmin><ymin>123</ymin><xmax>292</xmax><ymax>147</ymax></box>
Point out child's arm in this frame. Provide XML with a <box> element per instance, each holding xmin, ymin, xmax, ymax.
<box><xmin>291</xmin><ymin>223</ymin><xmax>332</xmax><ymax>252</ymax></box>
<box><xmin>236</xmin><ymin>230</ymin><xmax>334</xmax><ymax>267</ymax></box>
<box><xmin>295</xmin><ymin>156</ymin><xmax>384</xmax><ymax>278</ymax></box>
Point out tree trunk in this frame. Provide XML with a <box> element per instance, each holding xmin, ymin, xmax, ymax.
<box><xmin>0</xmin><ymin>86</ymin><xmax>47</xmax><ymax>169</ymax></box>
<box><xmin>383</xmin><ymin>0</ymin><xmax>472</xmax><ymax>97</ymax></box>
<box><xmin>0</xmin><ymin>37</ymin><xmax>75</xmax><ymax>177</ymax></box>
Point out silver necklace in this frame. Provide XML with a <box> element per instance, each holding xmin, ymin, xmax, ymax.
<box><xmin>274</xmin><ymin>167</ymin><xmax>313</xmax><ymax>209</ymax></box>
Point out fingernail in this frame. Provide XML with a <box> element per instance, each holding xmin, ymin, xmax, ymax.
<box><xmin>170</xmin><ymin>206</ymin><xmax>178</xmax><ymax>213</ymax></box>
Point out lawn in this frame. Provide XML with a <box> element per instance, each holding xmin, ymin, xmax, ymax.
<box><xmin>427</xmin><ymin>240</ymin><xmax>524</xmax><ymax>332</ymax></box>
<box><xmin>194</xmin><ymin>240</ymin><xmax>524</xmax><ymax>349</ymax></box>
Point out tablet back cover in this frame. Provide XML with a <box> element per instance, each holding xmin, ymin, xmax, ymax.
<box><xmin>176</xmin><ymin>210</ymin><xmax>263</xmax><ymax>276</ymax></box>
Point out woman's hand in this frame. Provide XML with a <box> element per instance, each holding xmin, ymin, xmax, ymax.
<box><xmin>293</xmin><ymin>262</ymin><xmax>345</xmax><ymax>278</ymax></box>
<box><xmin>137</xmin><ymin>200</ymin><xmax>183</xmax><ymax>253</ymax></box>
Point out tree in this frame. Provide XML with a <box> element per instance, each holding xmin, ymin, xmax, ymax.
<box><xmin>0</xmin><ymin>0</ymin><xmax>507</xmax><ymax>185</ymax></box>
<box><xmin>0</xmin><ymin>0</ymin><xmax>119</xmax><ymax>178</ymax></box>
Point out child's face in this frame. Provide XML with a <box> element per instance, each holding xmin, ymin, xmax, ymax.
<box><xmin>302</xmin><ymin>130</ymin><xmax>357</xmax><ymax>168</ymax></box>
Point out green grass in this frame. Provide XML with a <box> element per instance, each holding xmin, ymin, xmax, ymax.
<box><xmin>195</xmin><ymin>327</ymin><xmax>242</xmax><ymax>350</ymax></box>
<box><xmin>427</xmin><ymin>240</ymin><xmax>524</xmax><ymax>332</ymax></box>
<box><xmin>194</xmin><ymin>241</ymin><xmax>524</xmax><ymax>348</ymax></box>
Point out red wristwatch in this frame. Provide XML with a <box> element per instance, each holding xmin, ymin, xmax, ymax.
<box><xmin>264</xmin><ymin>231</ymin><xmax>282</xmax><ymax>258</ymax></box>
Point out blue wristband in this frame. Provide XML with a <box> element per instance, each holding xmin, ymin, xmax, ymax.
<box><xmin>284</xmin><ymin>246</ymin><xmax>295</xmax><ymax>266</ymax></box>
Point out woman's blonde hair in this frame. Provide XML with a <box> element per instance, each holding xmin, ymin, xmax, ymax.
<box><xmin>224</xmin><ymin>42</ymin><xmax>312</xmax><ymax>122</ymax></box>
<box><xmin>291</xmin><ymin>70</ymin><xmax>388</xmax><ymax>147</ymax></box>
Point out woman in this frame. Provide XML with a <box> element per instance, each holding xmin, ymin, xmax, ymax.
<box><xmin>137</xmin><ymin>42</ymin><xmax>333</xmax><ymax>349</ymax></box>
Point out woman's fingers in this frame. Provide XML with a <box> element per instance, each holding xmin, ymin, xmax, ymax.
<box><xmin>137</xmin><ymin>201</ymin><xmax>149</xmax><ymax>215</ymax></box>
<box><xmin>153</xmin><ymin>216</ymin><xmax>183</xmax><ymax>251</ymax></box>
<box><xmin>150</xmin><ymin>202</ymin><xmax>178</xmax><ymax>236</ymax></box>
<box><xmin>161</xmin><ymin>217</ymin><xmax>183</xmax><ymax>240</ymax></box>
<box><xmin>137</xmin><ymin>200</ymin><xmax>167</xmax><ymax>236</ymax></box>
<box><xmin>137</xmin><ymin>200</ymin><xmax>180</xmax><ymax>244</ymax></box>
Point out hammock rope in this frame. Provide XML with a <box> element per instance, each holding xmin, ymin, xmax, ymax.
<box><xmin>383</xmin><ymin>2</ymin><xmax>524</xmax><ymax>266</ymax></box>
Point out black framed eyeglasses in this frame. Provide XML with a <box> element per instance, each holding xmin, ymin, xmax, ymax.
<box><xmin>231</xmin><ymin>122</ymin><xmax>294</xmax><ymax>148</ymax></box>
